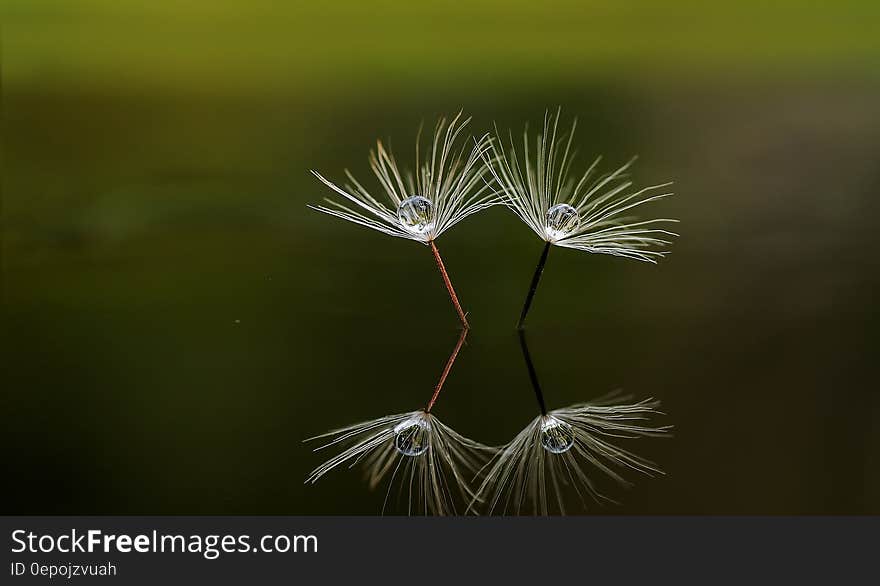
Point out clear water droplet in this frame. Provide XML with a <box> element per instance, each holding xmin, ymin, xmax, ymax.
<box><xmin>394</xmin><ymin>416</ymin><xmax>430</xmax><ymax>456</ymax></box>
<box><xmin>545</xmin><ymin>203</ymin><xmax>580</xmax><ymax>240</ymax></box>
<box><xmin>540</xmin><ymin>417</ymin><xmax>575</xmax><ymax>454</ymax></box>
<box><xmin>397</xmin><ymin>196</ymin><xmax>435</xmax><ymax>236</ymax></box>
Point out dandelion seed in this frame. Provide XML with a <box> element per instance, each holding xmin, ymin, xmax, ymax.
<box><xmin>310</xmin><ymin>113</ymin><xmax>497</xmax><ymax>329</ymax></box>
<box><xmin>483</xmin><ymin>108</ymin><xmax>678</xmax><ymax>328</ymax></box>
<box><xmin>305</xmin><ymin>329</ymin><xmax>493</xmax><ymax>514</ymax></box>
<box><xmin>470</xmin><ymin>330</ymin><xmax>670</xmax><ymax>515</ymax></box>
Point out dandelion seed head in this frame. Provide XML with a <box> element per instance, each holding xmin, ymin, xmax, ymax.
<box><xmin>545</xmin><ymin>203</ymin><xmax>580</xmax><ymax>241</ymax></box>
<box><xmin>484</xmin><ymin>108</ymin><xmax>678</xmax><ymax>262</ymax></box>
<box><xmin>396</xmin><ymin>196</ymin><xmax>435</xmax><ymax>236</ymax></box>
<box><xmin>393</xmin><ymin>414</ymin><xmax>431</xmax><ymax>456</ymax></box>
<box><xmin>539</xmin><ymin>415</ymin><xmax>575</xmax><ymax>454</ymax></box>
<box><xmin>310</xmin><ymin>112</ymin><xmax>498</xmax><ymax>244</ymax></box>
<box><xmin>306</xmin><ymin>410</ymin><xmax>494</xmax><ymax>515</ymax></box>
<box><xmin>471</xmin><ymin>395</ymin><xmax>670</xmax><ymax>515</ymax></box>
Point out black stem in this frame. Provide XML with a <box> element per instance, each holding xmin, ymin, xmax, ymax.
<box><xmin>517</xmin><ymin>242</ymin><xmax>551</xmax><ymax>330</ymax></box>
<box><xmin>517</xmin><ymin>329</ymin><xmax>547</xmax><ymax>416</ymax></box>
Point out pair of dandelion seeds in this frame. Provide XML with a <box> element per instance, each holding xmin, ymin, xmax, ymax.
<box><xmin>306</xmin><ymin>111</ymin><xmax>676</xmax><ymax>515</ymax></box>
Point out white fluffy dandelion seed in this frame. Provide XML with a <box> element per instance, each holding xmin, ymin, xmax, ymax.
<box><xmin>484</xmin><ymin>108</ymin><xmax>678</xmax><ymax>328</ymax></box>
<box><xmin>469</xmin><ymin>330</ymin><xmax>670</xmax><ymax>515</ymax></box>
<box><xmin>305</xmin><ymin>329</ymin><xmax>493</xmax><ymax>515</ymax></box>
<box><xmin>472</xmin><ymin>396</ymin><xmax>670</xmax><ymax>516</ymax></box>
<box><xmin>305</xmin><ymin>410</ymin><xmax>492</xmax><ymax>515</ymax></box>
<box><xmin>310</xmin><ymin>113</ymin><xmax>496</xmax><ymax>328</ymax></box>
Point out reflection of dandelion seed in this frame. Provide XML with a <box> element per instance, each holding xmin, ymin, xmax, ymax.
<box><xmin>305</xmin><ymin>330</ymin><xmax>493</xmax><ymax>515</ymax></box>
<box><xmin>306</xmin><ymin>410</ymin><xmax>491</xmax><ymax>515</ymax></box>
<box><xmin>473</xmin><ymin>398</ymin><xmax>669</xmax><ymax>515</ymax></box>
<box><xmin>310</xmin><ymin>113</ymin><xmax>496</xmax><ymax>328</ymax></box>
<box><xmin>470</xmin><ymin>331</ymin><xmax>670</xmax><ymax>515</ymax></box>
<box><xmin>484</xmin><ymin>108</ymin><xmax>678</xmax><ymax>328</ymax></box>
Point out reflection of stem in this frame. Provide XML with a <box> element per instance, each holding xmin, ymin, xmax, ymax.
<box><xmin>425</xmin><ymin>328</ymin><xmax>469</xmax><ymax>413</ymax></box>
<box><xmin>429</xmin><ymin>240</ymin><xmax>470</xmax><ymax>329</ymax></box>
<box><xmin>517</xmin><ymin>242</ymin><xmax>551</xmax><ymax>330</ymax></box>
<box><xmin>518</xmin><ymin>329</ymin><xmax>547</xmax><ymax>415</ymax></box>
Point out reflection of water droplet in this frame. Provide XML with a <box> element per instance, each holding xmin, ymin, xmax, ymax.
<box><xmin>545</xmin><ymin>203</ymin><xmax>580</xmax><ymax>240</ymax></box>
<box><xmin>394</xmin><ymin>416</ymin><xmax>430</xmax><ymax>456</ymax></box>
<box><xmin>397</xmin><ymin>196</ymin><xmax>435</xmax><ymax>236</ymax></box>
<box><xmin>540</xmin><ymin>416</ymin><xmax>575</xmax><ymax>454</ymax></box>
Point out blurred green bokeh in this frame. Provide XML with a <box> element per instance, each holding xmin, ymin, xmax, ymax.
<box><xmin>3</xmin><ymin>2</ymin><xmax>879</xmax><ymax>514</ymax></box>
<box><xmin>5</xmin><ymin>1</ymin><xmax>880</xmax><ymax>91</ymax></box>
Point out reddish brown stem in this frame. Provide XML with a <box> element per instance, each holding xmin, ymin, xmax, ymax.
<box><xmin>425</xmin><ymin>328</ymin><xmax>468</xmax><ymax>413</ymax></box>
<box><xmin>428</xmin><ymin>240</ymin><xmax>470</xmax><ymax>329</ymax></box>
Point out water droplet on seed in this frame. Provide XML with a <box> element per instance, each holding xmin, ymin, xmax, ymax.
<box><xmin>394</xmin><ymin>416</ymin><xmax>430</xmax><ymax>456</ymax></box>
<box><xmin>545</xmin><ymin>203</ymin><xmax>580</xmax><ymax>240</ymax></box>
<box><xmin>540</xmin><ymin>417</ymin><xmax>575</xmax><ymax>454</ymax></box>
<box><xmin>397</xmin><ymin>196</ymin><xmax>435</xmax><ymax>236</ymax></box>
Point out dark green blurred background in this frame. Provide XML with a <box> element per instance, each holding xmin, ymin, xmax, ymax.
<box><xmin>3</xmin><ymin>1</ymin><xmax>879</xmax><ymax>514</ymax></box>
